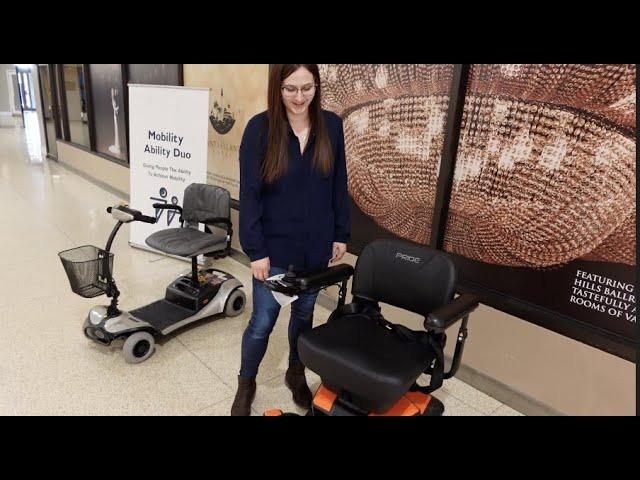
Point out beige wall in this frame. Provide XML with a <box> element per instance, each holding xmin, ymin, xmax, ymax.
<box><xmin>455</xmin><ymin>305</ymin><xmax>635</xmax><ymax>416</ymax></box>
<box><xmin>184</xmin><ymin>64</ymin><xmax>269</xmax><ymax>200</ymax></box>
<box><xmin>57</xmin><ymin>142</ymin><xmax>129</xmax><ymax>196</ymax></box>
<box><xmin>62</xmin><ymin>65</ymin><xmax>83</xmax><ymax>122</ymax></box>
<box><xmin>0</xmin><ymin>64</ymin><xmax>14</xmax><ymax>112</ymax></box>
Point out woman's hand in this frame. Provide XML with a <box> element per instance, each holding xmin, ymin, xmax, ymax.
<box><xmin>251</xmin><ymin>257</ymin><xmax>271</xmax><ymax>281</ymax></box>
<box><xmin>330</xmin><ymin>242</ymin><xmax>347</xmax><ymax>264</ymax></box>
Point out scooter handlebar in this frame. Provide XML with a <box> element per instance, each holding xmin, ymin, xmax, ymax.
<box><xmin>138</xmin><ymin>214</ymin><xmax>157</xmax><ymax>224</ymax></box>
<box><xmin>107</xmin><ymin>205</ymin><xmax>157</xmax><ymax>224</ymax></box>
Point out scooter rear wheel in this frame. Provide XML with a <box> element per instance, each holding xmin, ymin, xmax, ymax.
<box><xmin>224</xmin><ymin>289</ymin><xmax>246</xmax><ymax>317</ymax></box>
<box><xmin>122</xmin><ymin>331</ymin><xmax>155</xmax><ymax>364</ymax></box>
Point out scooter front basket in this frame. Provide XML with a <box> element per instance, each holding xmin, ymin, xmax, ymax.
<box><xmin>58</xmin><ymin>245</ymin><xmax>113</xmax><ymax>298</ymax></box>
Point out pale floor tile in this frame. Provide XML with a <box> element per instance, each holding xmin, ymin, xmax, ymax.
<box><xmin>181</xmin><ymin>336</ymin><xmax>283</xmax><ymax>389</ymax></box>
<box><xmin>0</xmin><ymin>231</ymin><xmax>75</xmax><ymax>270</ymax></box>
<box><xmin>442</xmin><ymin>376</ymin><xmax>504</xmax><ymax>415</ymax></box>
<box><xmin>0</xmin><ymin>216</ymin><xmax>59</xmax><ymax>236</ymax></box>
<box><xmin>433</xmin><ymin>389</ymin><xmax>485</xmax><ymax>416</ymax></box>
<box><xmin>491</xmin><ymin>405</ymin><xmax>525</xmax><ymax>416</ymax></box>
<box><xmin>250</xmin><ymin>375</ymin><xmax>311</xmax><ymax>417</ymax></box>
<box><xmin>175</xmin><ymin>312</ymin><xmax>249</xmax><ymax>353</ymax></box>
<box><xmin>197</xmin><ymin>377</ymin><xmax>322</xmax><ymax>417</ymax></box>
<box><xmin>1</xmin><ymin>306</ymin><xmax>233</xmax><ymax>415</ymax></box>
<box><xmin>0</xmin><ymin>259</ymin><xmax>75</xmax><ymax>308</ymax></box>
<box><xmin>196</xmin><ymin>396</ymin><xmax>237</xmax><ymax>416</ymax></box>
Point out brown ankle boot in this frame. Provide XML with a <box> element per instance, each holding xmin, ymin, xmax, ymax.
<box><xmin>230</xmin><ymin>375</ymin><xmax>256</xmax><ymax>416</ymax></box>
<box><xmin>285</xmin><ymin>362</ymin><xmax>312</xmax><ymax>410</ymax></box>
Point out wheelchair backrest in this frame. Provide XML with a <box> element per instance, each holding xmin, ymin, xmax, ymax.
<box><xmin>352</xmin><ymin>239</ymin><xmax>456</xmax><ymax>317</ymax></box>
<box><xmin>182</xmin><ymin>183</ymin><xmax>231</xmax><ymax>225</ymax></box>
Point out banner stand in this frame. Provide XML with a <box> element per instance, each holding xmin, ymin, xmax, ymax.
<box><xmin>128</xmin><ymin>84</ymin><xmax>210</xmax><ymax>252</ymax></box>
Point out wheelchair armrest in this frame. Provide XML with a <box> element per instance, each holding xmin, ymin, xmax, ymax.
<box><xmin>424</xmin><ymin>293</ymin><xmax>480</xmax><ymax>333</ymax></box>
<box><xmin>298</xmin><ymin>264</ymin><xmax>354</xmax><ymax>291</ymax></box>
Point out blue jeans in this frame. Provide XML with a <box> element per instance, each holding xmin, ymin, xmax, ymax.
<box><xmin>240</xmin><ymin>266</ymin><xmax>320</xmax><ymax>377</ymax></box>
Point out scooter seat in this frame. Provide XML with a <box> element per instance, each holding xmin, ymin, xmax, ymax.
<box><xmin>298</xmin><ymin>313</ymin><xmax>437</xmax><ymax>413</ymax></box>
<box><xmin>146</xmin><ymin>228</ymin><xmax>227</xmax><ymax>258</ymax></box>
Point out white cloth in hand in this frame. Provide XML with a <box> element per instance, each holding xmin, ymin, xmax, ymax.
<box><xmin>267</xmin><ymin>274</ymin><xmax>299</xmax><ymax>308</ymax></box>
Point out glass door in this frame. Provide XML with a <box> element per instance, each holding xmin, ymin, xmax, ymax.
<box><xmin>37</xmin><ymin>64</ymin><xmax>61</xmax><ymax>159</ymax></box>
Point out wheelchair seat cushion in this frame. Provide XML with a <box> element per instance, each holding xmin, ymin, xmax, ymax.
<box><xmin>298</xmin><ymin>313</ymin><xmax>437</xmax><ymax>413</ymax></box>
<box><xmin>146</xmin><ymin>228</ymin><xmax>227</xmax><ymax>257</ymax></box>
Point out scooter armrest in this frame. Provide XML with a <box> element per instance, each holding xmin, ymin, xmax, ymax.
<box><xmin>153</xmin><ymin>204</ymin><xmax>183</xmax><ymax>214</ymax></box>
<box><xmin>201</xmin><ymin>217</ymin><xmax>233</xmax><ymax>227</ymax></box>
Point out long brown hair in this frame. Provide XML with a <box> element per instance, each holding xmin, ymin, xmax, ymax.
<box><xmin>263</xmin><ymin>64</ymin><xmax>333</xmax><ymax>183</ymax></box>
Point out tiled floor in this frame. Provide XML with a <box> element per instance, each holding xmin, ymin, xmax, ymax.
<box><xmin>0</xmin><ymin>114</ymin><xmax>523</xmax><ymax>416</ymax></box>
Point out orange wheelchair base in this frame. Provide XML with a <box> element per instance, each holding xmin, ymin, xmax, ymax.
<box><xmin>265</xmin><ymin>384</ymin><xmax>444</xmax><ymax>417</ymax></box>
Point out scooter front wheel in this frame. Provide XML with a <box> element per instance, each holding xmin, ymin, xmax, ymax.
<box><xmin>122</xmin><ymin>331</ymin><xmax>155</xmax><ymax>364</ymax></box>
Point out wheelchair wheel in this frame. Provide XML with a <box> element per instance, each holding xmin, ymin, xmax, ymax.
<box><xmin>422</xmin><ymin>396</ymin><xmax>445</xmax><ymax>416</ymax></box>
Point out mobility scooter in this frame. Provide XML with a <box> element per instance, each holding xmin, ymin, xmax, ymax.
<box><xmin>58</xmin><ymin>183</ymin><xmax>247</xmax><ymax>364</ymax></box>
<box><xmin>264</xmin><ymin>239</ymin><xmax>480</xmax><ymax>416</ymax></box>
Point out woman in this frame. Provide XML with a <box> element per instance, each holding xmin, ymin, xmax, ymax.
<box><xmin>231</xmin><ymin>64</ymin><xmax>350</xmax><ymax>416</ymax></box>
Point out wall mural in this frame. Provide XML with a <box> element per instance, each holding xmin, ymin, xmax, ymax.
<box><xmin>319</xmin><ymin>63</ymin><xmax>636</xmax><ymax>357</ymax></box>
<box><xmin>444</xmin><ymin>64</ymin><xmax>636</xmax><ymax>347</ymax></box>
<box><xmin>319</xmin><ymin>64</ymin><xmax>455</xmax><ymax>253</ymax></box>
<box><xmin>89</xmin><ymin>64</ymin><xmax>128</xmax><ymax>162</ymax></box>
<box><xmin>184</xmin><ymin>64</ymin><xmax>269</xmax><ymax>200</ymax></box>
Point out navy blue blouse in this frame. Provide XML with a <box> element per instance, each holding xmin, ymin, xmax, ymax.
<box><xmin>239</xmin><ymin>110</ymin><xmax>351</xmax><ymax>273</ymax></box>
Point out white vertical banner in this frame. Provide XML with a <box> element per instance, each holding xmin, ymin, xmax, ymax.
<box><xmin>128</xmin><ymin>84</ymin><xmax>209</xmax><ymax>250</ymax></box>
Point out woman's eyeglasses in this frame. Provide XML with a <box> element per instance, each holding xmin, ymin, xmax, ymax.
<box><xmin>281</xmin><ymin>83</ymin><xmax>317</xmax><ymax>97</ymax></box>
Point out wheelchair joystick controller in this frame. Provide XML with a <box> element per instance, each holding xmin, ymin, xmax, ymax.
<box><xmin>284</xmin><ymin>265</ymin><xmax>297</xmax><ymax>283</ymax></box>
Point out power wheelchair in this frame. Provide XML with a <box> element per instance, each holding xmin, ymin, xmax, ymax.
<box><xmin>265</xmin><ymin>239</ymin><xmax>480</xmax><ymax>416</ymax></box>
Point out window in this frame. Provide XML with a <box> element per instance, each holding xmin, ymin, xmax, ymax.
<box><xmin>88</xmin><ymin>64</ymin><xmax>128</xmax><ymax>162</ymax></box>
<box><xmin>127</xmin><ymin>64</ymin><xmax>182</xmax><ymax>86</ymax></box>
<box><xmin>62</xmin><ymin>64</ymin><xmax>91</xmax><ymax>148</ymax></box>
